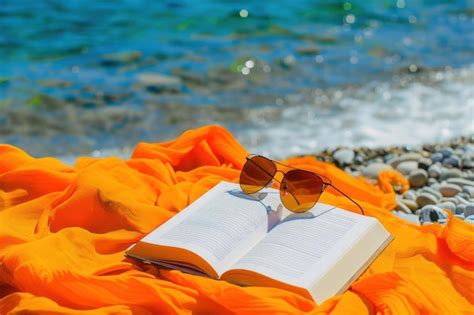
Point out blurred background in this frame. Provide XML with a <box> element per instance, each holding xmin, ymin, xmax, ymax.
<box><xmin>0</xmin><ymin>0</ymin><xmax>473</xmax><ymax>162</ymax></box>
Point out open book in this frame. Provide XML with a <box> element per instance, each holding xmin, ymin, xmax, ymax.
<box><xmin>126</xmin><ymin>181</ymin><xmax>393</xmax><ymax>303</ymax></box>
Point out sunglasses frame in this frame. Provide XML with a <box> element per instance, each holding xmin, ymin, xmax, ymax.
<box><xmin>240</xmin><ymin>154</ymin><xmax>364</xmax><ymax>215</ymax></box>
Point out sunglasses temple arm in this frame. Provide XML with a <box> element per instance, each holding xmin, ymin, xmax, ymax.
<box><xmin>328</xmin><ymin>183</ymin><xmax>365</xmax><ymax>215</ymax></box>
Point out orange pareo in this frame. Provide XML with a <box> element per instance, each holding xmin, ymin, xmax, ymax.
<box><xmin>1</xmin><ymin>125</ymin><xmax>473</xmax><ymax>314</ymax></box>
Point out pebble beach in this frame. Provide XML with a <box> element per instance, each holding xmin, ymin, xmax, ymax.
<box><xmin>313</xmin><ymin>136</ymin><xmax>474</xmax><ymax>225</ymax></box>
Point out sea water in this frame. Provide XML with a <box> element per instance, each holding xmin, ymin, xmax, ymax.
<box><xmin>0</xmin><ymin>0</ymin><xmax>473</xmax><ymax>160</ymax></box>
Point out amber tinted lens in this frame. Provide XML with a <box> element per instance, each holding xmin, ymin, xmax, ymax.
<box><xmin>280</xmin><ymin>170</ymin><xmax>324</xmax><ymax>213</ymax></box>
<box><xmin>240</xmin><ymin>156</ymin><xmax>277</xmax><ymax>194</ymax></box>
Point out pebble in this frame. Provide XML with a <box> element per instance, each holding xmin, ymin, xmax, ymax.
<box><xmin>455</xmin><ymin>204</ymin><xmax>466</xmax><ymax>215</ymax></box>
<box><xmin>463</xmin><ymin>186</ymin><xmax>474</xmax><ymax>198</ymax></box>
<box><xmin>408</xmin><ymin>169</ymin><xmax>428</xmax><ymax>188</ymax></box>
<box><xmin>446</xmin><ymin>178</ymin><xmax>474</xmax><ymax>187</ymax></box>
<box><xmin>428</xmin><ymin>163</ymin><xmax>442</xmax><ymax>178</ymax></box>
<box><xmin>443</xmin><ymin>155</ymin><xmax>461</xmax><ymax>168</ymax></box>
<box><xmin>396</xmin><ymin>161</ymin><xmax>418</xmax><ymax>175</ymax></box>
<box><xmin>333</xmin><ymin>149</ymin><xmax>355</xmax><ymax>166</ymax></box>
<box><xmin>401</xmin><ymin>199</ymin><xmax>418</xmax><ymax>211</ymax></box>
<box><xmin>440</xmin><ymin>168</ymin><xmax>462</xmax><ymax>180</ymax></box>
<box><xmin>462</xmin><ymin>158</ymin><xmax>473</xmax><ymax>169</ymax></box>
<box><xmin>439</xmin><ymin>147</ymin><xmax>453</xmax><ymax>158</ymax></box>
<box><xmin>430</xmin><ymin>182</ymin><xmax>440</xmax><ymax>190</ymax></box>
<box><xmin>402</xmin><ymin>190</ymin><xmax>417</xmax><ymax>201</ymax></box>
<box><xmin>430</xmin><ymin>152</ymin><xmax>444</xmax><ymax>163</ymax></box>
<box><xmin>419</xmin><ymin>205</ymin><xmax>447</xmax><ymax>224</ymax></box>
<box><xmin>465</xmin><ymin>215</ymin><xmax>474</xmax><ymax>223</ymax></box>
<box><xmin>417</xmin><ymin>157</ymin><xmax>432</xmax><ymax>170</ymax></box>
<box><xmin>438</xmin><ymin>183</ymin><xmax>462</xmax><ymax>197</ymax></box>
<box><xmin>438</xmin><ymin>201</ymin><xmax>456</xmax><ymax>213</ymax></box>
<box><xmin>361</xmin><ymin>163</ymin><xmax>393</xmax><ymax>179</ymax></box>
<box><xmin>440</xmin><ymin>197</ymin><xmax>459</xmax><ymax>205</ymax></box>
<box><xmin>416</xmin><ymin>193</ymin><xmax>438</xmax><ymax>208</ymax></box>
<box><xmin>396</xmin><ymin>200</ymin><xmax>412</xmax><ymax>214</ymax></box>
<box><xmin>427</xmin><ymin>178</ymin><xmax>438</xmax><ymax>186</ymax></box>
<box><xmin>392</xmin><ymin>211</ymin><xmax>420</xmax><ymax>225</ymax></box>
<box><xmin>419</xmin><ymin>187</ymin><xmax>442</xmax><ymax>200</ymax></box>
<box><xmin>390</xmin><ymin>153</ymin><xmax>422</xmax><ymax>168</ymax></box>
<box><xmin>455</xmin><ymin>196</ymin><xmax>469</xmax><ymax>205</ymax></box>
<box><xmin>464</xmin><ymin>203</ymin><xmax>474</xmax><ymax>217</ymax></box>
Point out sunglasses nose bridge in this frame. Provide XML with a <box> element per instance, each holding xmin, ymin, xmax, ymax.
<box><xmin>273</xmin><ymin>170</ymin><xmax>285</xmax><ymax>183</ymax></box>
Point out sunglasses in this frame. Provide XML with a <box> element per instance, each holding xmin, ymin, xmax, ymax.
<box><xmin>240</xmin><ymin>155</ymin><xmax>364</xmax><ymax>214</ymax></box>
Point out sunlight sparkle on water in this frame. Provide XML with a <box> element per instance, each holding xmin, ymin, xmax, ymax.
<box><xmin>239</xmin><ymin>9</ymin><xmax>248</xmax><ymax>18</ymax></box>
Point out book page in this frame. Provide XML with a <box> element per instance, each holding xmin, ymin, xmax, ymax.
<box><xmin>131</xmin><ymin>182</ymin><xmax>285</xmax><ymax>276</ymax></box>
<box><xmin>225</xmin><ymin>205</ymin><xmax>379</xmax><ymax>290</ymax></box>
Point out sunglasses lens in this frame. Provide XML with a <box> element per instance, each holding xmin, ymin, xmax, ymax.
<box><xmin>240</xmin><ymin>156</ymin><xmax>277</xmax><ymax>194</ymax></box>
<box><xmin>280</xmin><ymin>170</ymin><xmax>324</xmax><ymax>213</ymax></box>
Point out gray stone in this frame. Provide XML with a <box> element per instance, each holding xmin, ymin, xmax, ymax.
<box><xmin>416</xmin><ymin>193</ymin><xmax>438</xmax><ymax>208</ymax></box>
<box><xmin>446</xmin><ymin>178</ymin><xmax>474</xmax><ymax>187</ymax></box>
<box><xmin>464</xmin><ymin>203</ymin><xmax>474</xmax><ymax>217</ymax></box>
<box><xmin>396</xmin><ymin>200</ymin><xmax>412</xmax><ymax>214</ymax></box>
<box><xmin>440</xmin><ymin>168</ymin><xmax>462</xmax><ymax>180</ymax></box>
<box><xmin>464</xmin><ymin>174</ymin><xmax>474</xmax><ymax>181</ymax></box>
<box><xmin>454</xmin><ymin>149</ymin><xmax>464</xmax><ymax>156</ymax></box>
<box><xmin>440</xmin><ymin>197</ymin><xmax>459</xmax><ymax>205</ymax></box>
<box><xmin>455</xmin><ymin>204</ymin><xmax>466</xmax><ymax>215</ymax></box>
<box><xmin>396</xmin><ymin>161</ymin><xmax>418</xmax><ymax>175</ymax></box>
<box><xmin>419</xmin><ymin>187</ymin><xmax>442</xmax><ymax>200</ymax></box>
<box><xmin>455</xmin><ymin>196</ymin><xmax>469</xmax><ymax>205</ymax></box>
<box><xmin>137</xmin><ymin>73</ymin><xmax>182</xmax><ymax>93</ymax></box>
<box><xmin>392</xmin><ymin>211</ymin><xmax>420</xmax><ymax>225</ymax></box>
<box><xmin>463</xmin><ymin>186</ymin><xmax>474</xmax><ymax>198</ymax></box>
<box><xmin>428</xmin><ymin>163</ymin><xmax>443</xmax><ymax>178</ymax></box>
<box><xmin>438</xmin><ymin>183</ymin><xmax>462</xmax><ymax>197</ymax></box>
<box><xmin>464</xmin><ymin>215</ymin><xmax>474</xmax><ymax>224</ymax></box>
<box><xmin>417</xmin><ymin>157</ymin><xmax>432</xmax><ymax>170</ymax></box>
<box><xmin>361</xmin><ymin>163</ymin><xmax>393</xmax><ymax>179</ymax></box>
<box><xmin>438</xmin><ymin>201</ymin><xmax>456</xmax><ymax>213</ymax></box>
<box><xmin>354</xmin><ymin>154</ymin><xmax>365</xmax><ymax>165</ymax></box>
<box><xmin>430</xmin><ymin>152</ymin><xmax>444</xmax><ymax>162</ymax></box>
<box><xmin>438</xmin><ymin>218</ymin><xmax>448</xmax><ymax>224</ymax></box>
<box><xmin>428</xmin><ymin>178</ymin><xmax>438</xmax><ymax>186</ymax></box>
<box><xmin>408</xmin><ymin>169</ymin><xmax>428</xmax><ymax>188</ymax></box>
<box><xmin>402</xmin><ymin>190</ymin><xmax>417</xmax><ymax>201</ymax></box>
<box><xmin>333</xmin><ymin>149</ymin><xmax>355</xmax><ymax>166</ymax></box>
<box><xmin>430</xmin><ymin>182</ymin><xmax>441</xmax><ymax>190</ymax></box>
<box><xmin>462</xmin><ymin>158</ymin><xmax>473</xmax><ymax>169</ymax></box>
<box><xmin>390</xmin><ymin>153</ymin><xmax>422</xmax><ymax>168</ymax></box>
<box><xmin>401</xmin><ymin>199</ymin><xmax>418</xmax><ymax>211</ymax></box>
<box><xmin>419</xmin><ymin>205</ymin><xmax>447</xmax><ymax>224</ymax></box>
<box><xmin>439</xmin><ymin>147</ymin><xmax>453</xmax><ymax>158</ymax></box>
<box><xmin>443</xmin><ymin>155</ymin><xmax>461</xmax><ymax>168</ymax></box>
<box><xmin>454</xmin><ymin>214</ymin><xmax>465</xmax><ymax>220</ymax></box>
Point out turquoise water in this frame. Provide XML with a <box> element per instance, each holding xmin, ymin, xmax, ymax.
<box><xmin>0</xmin><ymin>1</ymin><xmax>473</xmax><ymax>158</ymax></box>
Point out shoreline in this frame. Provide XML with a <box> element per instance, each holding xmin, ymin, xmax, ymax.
<box><xmin>304</xmin><ymin>135</ymin><xmax>473</xmax><ymax>225</ymax></box>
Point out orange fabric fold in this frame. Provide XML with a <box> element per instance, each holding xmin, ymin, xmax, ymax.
<box><xmin>1</xmin><ymin>125</ymin><xmax>473</xmax><ymax>314</ymax></box>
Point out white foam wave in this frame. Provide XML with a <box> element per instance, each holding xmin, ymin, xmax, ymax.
<box><xmin>236</xmin><ymin>65</ymin><xmax>474</xmax><ymax>159</ymax></box>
